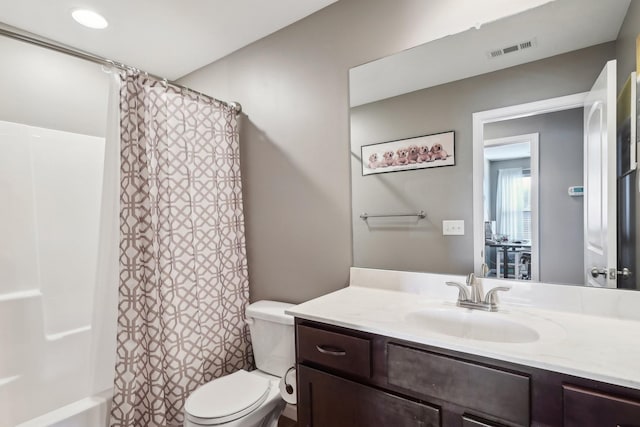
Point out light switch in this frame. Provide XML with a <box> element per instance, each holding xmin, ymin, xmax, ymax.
<box><xmin>443</xmin><ymin>220</ymin><xmax>464</xmax><ymax>235</ymax></box>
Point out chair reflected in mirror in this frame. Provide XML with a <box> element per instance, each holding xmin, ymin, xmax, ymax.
<box><xmin>486</xmin><ymin>242</ymin><xmax>532</xmax><ymax>280</ymax></box>
<box><xmin>496</xmin><ymin>247</ymin><xmax>532</xmax><ymax>280</ymax></box>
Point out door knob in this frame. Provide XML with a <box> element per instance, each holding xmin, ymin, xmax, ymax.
<box><xmin>617</xmin><ymin>267</ymin><xmax>632</xmax><ymax>279</ymax></box>
<box><xmin>590</xmin><ymin>267</ymin><xmax>632</xmax><ymax>279</ymax></box>
<box><xmin>590</xmin><ymin>267</ymin><xmax>607</xmax><ymax>278</ymax></box>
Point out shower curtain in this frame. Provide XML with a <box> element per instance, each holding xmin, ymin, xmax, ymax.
<box><xmin>110</xmin><ymin>74</ymin><xmax>252</xmax><ymax>427</ymax></box>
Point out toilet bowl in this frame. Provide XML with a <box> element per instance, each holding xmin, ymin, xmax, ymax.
<box><xmin>184</xmin><ymin>370</ymin><xmax>284</xmax><ymax>427</ymax></box>
<box><xmin>184</xmin><ymin>301</ymin><xmax>295</xmax><ymax>427</ymax></box>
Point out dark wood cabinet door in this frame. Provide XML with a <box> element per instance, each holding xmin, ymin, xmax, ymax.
<box><xmin>563</xmin><ymin>384</ymin><xmax>640</xmax><ymax>427</ymax></box>
<box><xmin>298</xmin><ymin>365</ymin><xmax>440</xmax><ymax>427</ymax></box>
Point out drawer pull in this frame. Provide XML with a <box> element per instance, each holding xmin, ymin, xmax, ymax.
<box><xmin>316</xmin><ymin>344</ymin><xmax>347</xmax><ymax>356</ymax></box>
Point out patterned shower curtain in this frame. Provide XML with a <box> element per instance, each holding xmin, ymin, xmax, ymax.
<box><xmin>110</xmin><ymin>74</ymin><xmax>252</xmax><ymax>427</ymax></box>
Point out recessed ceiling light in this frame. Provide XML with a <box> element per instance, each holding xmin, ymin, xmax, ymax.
<box><xmin>71</xmin><ymin>9</ymin><xmax>108</xmax><ymax>29</ymax></box>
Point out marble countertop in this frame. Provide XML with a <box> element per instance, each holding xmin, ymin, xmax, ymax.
<box><xmin>286</xmin><ymin>273</ymin><xmax>640</xmax><ymax>390</ymax></box>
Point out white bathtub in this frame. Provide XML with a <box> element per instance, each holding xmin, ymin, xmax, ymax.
<box><xmin>15</xmin><ymin>390</ymin><xmax>112</xmax><ymax>427</ymax></box>
<box><xmin>0</xmin><ymin>290</ymin><xmax>114</xmax><ymax>427</ymax></box>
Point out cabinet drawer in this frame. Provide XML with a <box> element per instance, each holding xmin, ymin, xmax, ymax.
<box><xmin>563</xmin><ymin>384</ymin><xmax>640</xmax><ymax>427</ymax></box>
<box><xmin>387</xmin><ymin>343</ymin><xmax>529</xmax><ymax>426</ymax></box>
<box><xmin>297</xmin><ymin>324</ymin><xmax>371</xmax><ymax>378</ymax></box>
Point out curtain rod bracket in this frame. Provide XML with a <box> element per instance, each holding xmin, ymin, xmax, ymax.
<box><xmin>228</xmin><ymin>102</ymin><xmax>242</xmax><ymax>114</ymax></box>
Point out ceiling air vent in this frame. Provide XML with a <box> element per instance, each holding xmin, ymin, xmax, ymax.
<box><xmin>487</xmin><ymin>38</ymin><xmax>537</xmax><ymax>59</ymax></box>
<box><xmin>503</xmin><ymin>44</ymin><xmax>519</xmax><ymax>54</ymax></box>
<box><xmin>520</xmin><ymin>40</ymin><xmax>533</xmax><ymax>49</ymax></box>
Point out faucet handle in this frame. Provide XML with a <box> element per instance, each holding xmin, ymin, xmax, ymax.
<box><xmin>481</xmin><ymin>263</ymin><xmax>489</xmax><ymax>278</ymax></box>
<box><xmin>483</xmin><ymin>286</ymin><xmax>511</xmax><ymax>306</ymax></box>
<box><xmin>446</xmin><ymin>281</ymin><xmax>470</xmax><ymax>302</ymax></box>
<box><xmin>466</xmin><ymin>273</ymin><xmax>476</xmax><ymax>286</ymax></box>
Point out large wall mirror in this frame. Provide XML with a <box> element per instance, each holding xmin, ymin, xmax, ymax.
<box><xmin>349</xmin><ymin>0</ymin><xmax>640</xmax><ymax>290</ymax></box>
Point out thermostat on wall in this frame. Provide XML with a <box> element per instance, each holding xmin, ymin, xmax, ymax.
<box><xmin>568</xmin><ymin>186</ymin><xmax>584</xmax><ymax>196</ymax></box>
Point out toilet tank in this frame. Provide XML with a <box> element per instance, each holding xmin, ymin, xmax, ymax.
<box><xmin>246</xmin><ymin>300</ymin><xmax>295</xmax><ymax>378</ymax></box>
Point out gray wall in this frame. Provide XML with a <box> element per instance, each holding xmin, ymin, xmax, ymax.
<box><xmin>350</xmin><ymin>43</ymin><xmax>615</xmax><ymax>275</ymax></box>
<box><xmin>485</xmin><ymin>109</ymin><xmax>585</xmax><ymax>285</ymax></box>
<box><xmin>0</xmin><ymin>36</ymin><xmax>109</xmax><ymax>137</ymax></box>
<box><xmin>178</xmin><ymin>0</ymin><xmax>552</xmax><ymax>303</ymax></box>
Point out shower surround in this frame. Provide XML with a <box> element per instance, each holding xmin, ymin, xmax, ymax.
<box><xmin>0</xmin><ymin>120</ymin><xmax>112</xmax><ymax>427</ymax></box>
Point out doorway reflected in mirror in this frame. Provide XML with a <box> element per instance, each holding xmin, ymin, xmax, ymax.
<box><xmin>483</xmin><ymin>135</ymin><xmax>535</xmax><ymax>281</ymax></box>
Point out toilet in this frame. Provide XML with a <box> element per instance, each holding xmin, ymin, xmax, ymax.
<box><xmin>184</xmin><ymin>301</ymin><xmax>295</xmax><ymax>427</ymax></box>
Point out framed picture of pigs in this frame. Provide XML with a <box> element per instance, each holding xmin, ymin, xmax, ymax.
<box><xmin>361</xmin><ymin>131</ymin><xmax>455</xmax><ymax>176</ymax></box>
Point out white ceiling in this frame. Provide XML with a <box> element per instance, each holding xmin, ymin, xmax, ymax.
<box><xmin>350</xmin><ymin>0</ymin><xmax>631</xmax><ymax>107</ymax></box>
<box><xmin>0</xmin><ymin>0</ymin><xmax>337</xmax><ymax>80</ymax></box>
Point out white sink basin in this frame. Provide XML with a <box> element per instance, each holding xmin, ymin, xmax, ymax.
<box><xmin>405</xmin><ymin>307</ymin><xmax>540</xmax><ymax>343</ymax></box>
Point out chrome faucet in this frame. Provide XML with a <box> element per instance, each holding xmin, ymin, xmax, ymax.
<box><xmin>446</xmin><ymin>273</ymin><xmax>511</xmax><ymax>312</ymax></box>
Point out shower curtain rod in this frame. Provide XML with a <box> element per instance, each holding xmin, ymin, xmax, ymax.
<box><xmin>0</xmin><ymin>23</ymin><xmax>242</xmax><ymax>114</ymax></box>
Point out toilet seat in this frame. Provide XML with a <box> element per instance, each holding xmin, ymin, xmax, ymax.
<box><xmin>185</xmin><ymin>370</ymin><xmax>271</xmax><ymax>425</ymax></box>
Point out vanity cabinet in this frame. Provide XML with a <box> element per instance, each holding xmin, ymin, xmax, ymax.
<box><xmin>295</xmin><ymin>319</ymin><xmax>640</xmax><ymax>427</ymax></box>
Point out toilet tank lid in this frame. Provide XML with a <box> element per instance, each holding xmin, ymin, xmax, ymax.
<box><xmin>246</xmin><ymin>300</ymin><xmax>294</xmax><ymax>325</ymax></box>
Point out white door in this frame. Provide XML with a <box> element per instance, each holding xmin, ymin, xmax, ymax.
<box><xmin>584</xmin><ymin>60</ymin><xmax>617</xmax><ymax>288</ymax></box>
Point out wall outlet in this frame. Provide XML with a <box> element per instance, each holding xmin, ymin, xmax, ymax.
<box><xmin>443</xmin><ymin>220</ymin><xmax>464</xmax><ymax>235</ymax></box>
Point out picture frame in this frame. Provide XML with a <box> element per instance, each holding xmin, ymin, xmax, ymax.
<box><xmin>361</xmin><ymin>131</ymin><xmax>455</xmax><ymax>176</ymax></box>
